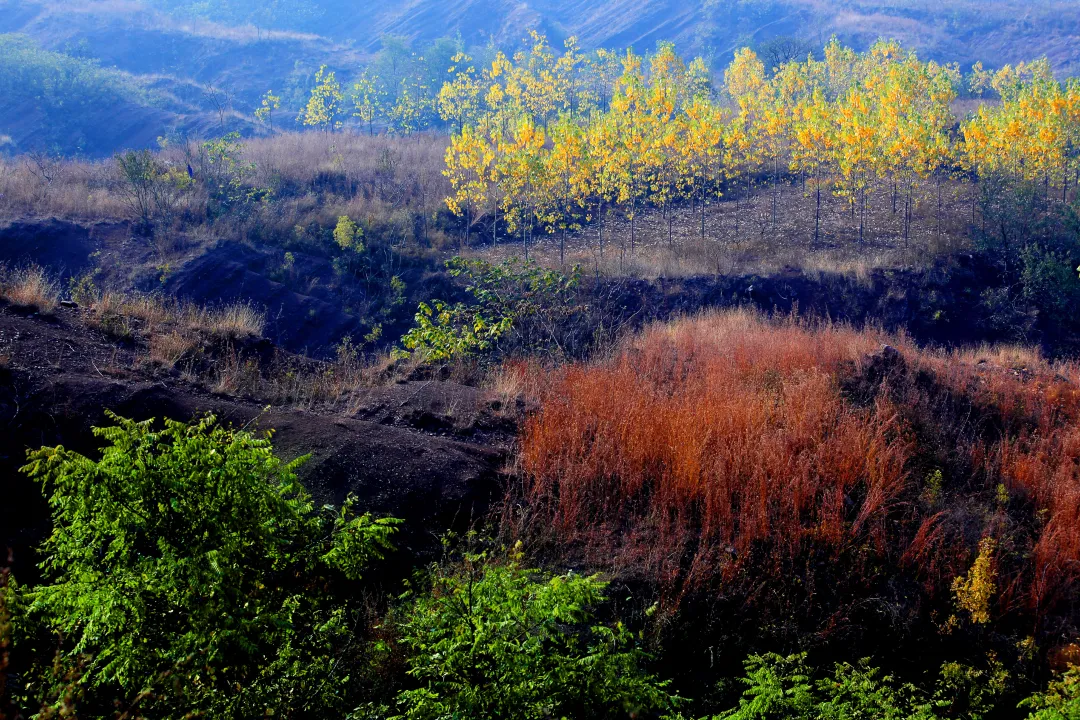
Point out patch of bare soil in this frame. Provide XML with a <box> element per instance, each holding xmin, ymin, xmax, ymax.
<box><xmin>0</xmin><ymin>304</ymin><xmax>513</xmax><ymax>579</ymax></box>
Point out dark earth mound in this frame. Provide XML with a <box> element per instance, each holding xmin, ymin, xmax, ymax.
<box><xmin>160</xmin><ymin>241</ymin><xmax>372</xmax><ymax>355</ymax></box>
<box><xmin>588</xmin><ymin>253</ymin><xmax>1072</xmax><ymax>355</ymax></box>
<box><xmin>0</xmin><ymin>218</ymin><xmax>115</xmax><ymax>276</ymax></box>
<box><xmin>0</xmin><ymin>305</ymin><xmax>512</xmax><ymax>580</ymax></box>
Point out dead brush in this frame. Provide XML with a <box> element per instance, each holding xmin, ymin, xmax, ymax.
<box><xmin>0</xmin><ymin>265</ymin><xmax>61</xmax><ymax>314</ymax></box>
<box><xmin>188</xmin><ymin>301</ymin><xmax>266</xmax><ymax>339</ymax></box>
<box><xmin>485</xmin><ymin>358</ymin><xmax>546</xmax><ymax>416</ymax></box>
<box><xmin>212</xmin><ymin>346</ymin><xmax>264</xmax><ymax>396</ymax></box>
<box><xmin>84</xmin><ymin>291</ymin><xmax>177</xmax><ymax>338</ymax></box>
<box><xmin>512</xmin><ymin>308</ymin><xmax>1080</xmax><ymax>631</ymax></box>
<box><xmin>148</xmin><ymin>331</ymin><xmax>197</xmax><ymax>367</ymax></box>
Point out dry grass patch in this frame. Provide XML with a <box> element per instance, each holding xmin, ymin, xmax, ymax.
<box><xmin>149</xmin><ymin>331</ymin><xmax>197</xmax><ymax>367</ymax></box>
<box><xmin>0</xmin><ymin>266</ymin><xmax>60</xmax><ymax>313</ymax></box>
<box><xmin>512</xmin><ymin>308</ymin><xmax>1080</xmax><ymax>635</ymax></box>
<box><xmin>82</xmin><ymin>291</ymin><xmax>265</xmax><ymax>342</ymax></box>
<box><xmin>193</xmin><ymin>301</ymin><xmax>265</xmax><ymax>339</ymax></box>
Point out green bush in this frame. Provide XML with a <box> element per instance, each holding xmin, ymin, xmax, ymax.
<box><xmin>398</xmin><ymin>257</ymin><xmax>580</xmax><ymax>362</ymax></box>
<box><xmin>16</xmin><ymin>412</ymin><xmax>400</xmax><ymax>719</ymax></box>
<box><xmin>1020</xmin><ymin>666</ymin><xmax>1080</xmax><ymax>719</ymax></box>
<box><xmin>717</xmin><ymin>652</ymin><xmax>1017</xmax><ymax>720</ymax></box>
<box><xmin>390</xmin><ymin>542</ymin><xmax>679</xmax><ymax>720</ymax></box>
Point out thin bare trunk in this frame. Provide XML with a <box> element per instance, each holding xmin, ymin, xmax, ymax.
<box><xmin>598</xmin><ymin>200</ymin><xmax>604</xmax><ymax>262</ymax></box>
<box><xmin>814</xmin><ymin>181</ymin><xmax>821</xmax><ymax>245</ymax></box>
<box><xmin>701</xmin><ymin>179</ymin><xmax>707</xmax><ymax>242</ymax></box>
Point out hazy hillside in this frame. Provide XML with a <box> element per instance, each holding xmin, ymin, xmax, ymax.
<box><xmin>2</xmin><ymin>0</ymin><xmax>1079</xmax><ymax>156</ymax></box>
<box><xmin>0</xmin><ymin>0</ymin><xmax>361</xmax><ymax>154</ymax></box>
<box><xmin>141</xmin><ymin>0</ymin><xmax>1080</xmax><ymax>73</ymax></box>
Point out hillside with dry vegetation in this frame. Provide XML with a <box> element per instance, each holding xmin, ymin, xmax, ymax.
<box><xmin>6</xmin><ymin>16</ymin><xmax>1080</xmax><ymax>720</ymax></box>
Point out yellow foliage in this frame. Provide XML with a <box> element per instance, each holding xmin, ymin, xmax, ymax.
<box><xmin>424</xmin><ymin>32</ymin><xmax>1078</xmax><ymax>254</ymax></box>
<box><xmin>952</xmin><ymin>537</ymin><xmax>997</xmax><ymax>625</ymax></box>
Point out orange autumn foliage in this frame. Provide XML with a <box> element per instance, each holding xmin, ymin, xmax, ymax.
<box><xmin>514</xmin><ymin>310</ymin><xmax>1080</xmax><ymax>632</ymax></box>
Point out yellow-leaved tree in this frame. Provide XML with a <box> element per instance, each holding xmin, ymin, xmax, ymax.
<box><xmin>298</xmin><ymin>65</ymin><xmax>344</xmax><ymax>132</ymax></box>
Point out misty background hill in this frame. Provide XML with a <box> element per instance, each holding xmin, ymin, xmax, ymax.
<box><xmin>2</xmin><ymin>0</ymin><xmax>1080</xmax><ymax>156</ymax></box>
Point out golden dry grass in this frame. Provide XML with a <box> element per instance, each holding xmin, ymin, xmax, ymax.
<box><xmin>0</xmin><ymin>266</ymin><xmax>60</xmax><ymax>313</ymax></box>
<box><xmin>148</xmin><ymin>331</ymin><xmax>197</xmax><ymax>366</ymax></box>
<box><xmin>83</xmin><ymin>290</ymin><xmax>265</xmax><ymax>341</ymax></box>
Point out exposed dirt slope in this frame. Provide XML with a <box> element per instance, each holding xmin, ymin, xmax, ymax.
<box><xmin>0</xmin><ymin>304</ymin><xmax>512</xmax><ymax>580</ymax></box>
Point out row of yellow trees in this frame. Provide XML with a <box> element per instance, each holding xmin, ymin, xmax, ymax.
<box><xmin>440</xmin><ymin>35</ymin><xmax>1080</xmax><ymax>261</ymax></box>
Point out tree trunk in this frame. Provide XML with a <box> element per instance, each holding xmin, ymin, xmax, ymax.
<box><xmin>598</xmin><ymin>200</ymin><xmax>604</xmax><ymax>263</ymax></box>
<box><xmin>972</xmin><ymin>177</ymin><xmax>977</xmax><ymax>225</ymax></box>
<box><xmin>660</xmin><ymin>199</ymin><xmax>669</xmax><ymax>248</ymax></box>
<box><xmin>771</xmin><ymin>157</ymin><xmax>778</xmax><ymax>225</ymax></box>
<box><xmin>701</xmin><ymin>179</ymin><xmax>707</xmax><ymax>242</ymax></box>
<box><xmin>858</xmin><ymin>190</ymin><xmax>865</xmax><ymax>244</ymax></box>
<box><xmin>936</xmin><ymin>178</ymin><xmax>943</xmax><ymax>242</ymax></box>
<box><xmin>814</xmin><ymin>181</ymin><xmax>821</xmax><ymax>245</ymax></box>
<box><xmin>560</xmin><ymin>220</ymin><xmax>566</xmax><ymax>266</ymax></box>
<box><xmin>903</xmin><ymin>188</ymin><xmax>911</xmax><ymax>247</ymax></box>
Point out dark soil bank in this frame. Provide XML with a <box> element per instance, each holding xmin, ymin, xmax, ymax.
<box><xmin>0</xmin><ymin>307</ymin><xmax>511</xmax><ymax>580</ymax></box>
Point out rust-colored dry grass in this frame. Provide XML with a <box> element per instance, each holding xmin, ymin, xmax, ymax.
<box><xmin>514</xmin><ymin>309</ymin><xmax>1080</xmax><ymax>634</ymax></box>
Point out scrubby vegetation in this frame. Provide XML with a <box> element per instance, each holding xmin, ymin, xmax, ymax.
<box><xmin>7</xmin><ymin>14</ymin><xmax>1080</xmax><ymax>720</ymax></box>
<box><xmin>508</xmin><ymin>309</ymin><xmax>1080</xmax><ymax>713</ymax></box>
<box><xmin>7</xmin><ymin>335</ymin><xmax>1080</xmax><ymax>718</ymax></box>
<box><xmin>0</xmin><ymin>265</ymin><xmax>60</xmax><ymax>314</ymax></box>
<box><xmin>14</xmin><ymin>414</ymin><xmax>399</xmax><ymax>718</ymax></box>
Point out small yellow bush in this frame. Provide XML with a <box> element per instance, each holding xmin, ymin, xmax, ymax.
<box><xmin>953</xmin><ymin>537</ymin><xmax>997</xmax><ymax>624</ymax></box>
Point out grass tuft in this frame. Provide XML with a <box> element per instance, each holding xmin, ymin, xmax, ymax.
<box><xmin>0</xmin><ymin>265</ymin><xmax>60</xmax><ymax>314</ymax></box>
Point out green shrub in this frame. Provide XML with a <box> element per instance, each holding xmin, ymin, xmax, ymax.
<box><xmin>335</xmin><ymin>215</ymin><xmax>366</xmax><ymax>253</ymax></box>
<box><xmin>16</xmin><ymin>413</ymin><xmax>399</xmax><ymax>719</ymax></box>
<box><xmin>1020</xmin><ymin>666</ymin><xmax>1080</xmax><ymax>719</ymax></box>
<box><xmin>718</xmin><ymin>652</ymin><xmax>1015</xmax><ymax>720</ymax></box>
<box><xmin>398</xmin><ymin>257</ymin><xmax>580</xmax><ymax>362</ymax></box>
<box><xmin>390</xmin><ymin>542</ymin><xmax>679</xmax><ymax>720</ymax></box>
<box><xmin>1020</xmin><ymin>244</ymin><xmax>1080</xmax><ymax>324</ymax></box>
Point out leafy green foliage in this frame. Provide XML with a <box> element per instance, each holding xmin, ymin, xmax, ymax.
<box><xmin>398</xmin><ymin>298</ymin><xmax>513</xmax><ymax>362</ymax></box>
<box><xmin>719</xmin><ymin>653</ymin><xmax>817</xmax><ymax>720</ymax></box>
<box><xmin>391</xmin><ymin>541</ymin><xmax>679</xmax><ymax>720</ymax></box>
<box><xmin>1020</xmin><ymin>244</ymin><xmax>1080</xmax><ymax>322</ymax></box>
<box><xmin>399</xmin><ymin>257</ymin><xmax>580</xmax><ymax>362</ymax></box>
<box><xmin>1020</xmin><ymin>666</ymin><xmax>1080</xmax><ymax>719</ymax></box>
<box><xmin>335</xmin><ymin>214</ymin><xmax>366</xmax><ymax>252</ymax></box>
<box><xmin>299</xmin><ymin>64</ymin><xmax>346</xmax><ymax>131</ymax></box>
<box><xmin>719</xmin><ymin>652</ymin><xmax>1015</xmax><ymax>720</ymax></box>
<box><xmin>201</xmin><ymin>132</ymin><xmax>270</xmax><ymax>218</ymax></box>
<box><xmin>17</xmin><ymin>413</ymin><xmax>400</xmax><ymax>719</ymax></box>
